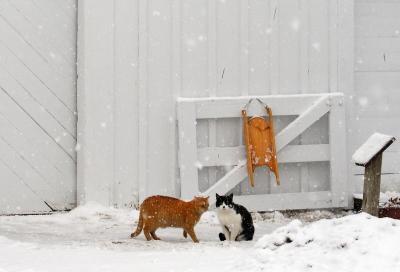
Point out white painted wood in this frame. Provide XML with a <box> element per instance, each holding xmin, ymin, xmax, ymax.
<box><xmin>0</xmin><ymin>0</ymin><xmax>77</xmax><ymax>214</ymax></box>
<box><xmin>0</xmin><ymin>44</ymin><xmax>76</xmax><ymax>137</ymax></box>
<box><xmin>207</xmin><ymin>0</ymin><xmax>218</xmax><ymax>192</ymax></box>
<box><xmin>0</xmin><ymin>137</ymin><xmax>68</xmax><ymax>210</ymax></box>
<box><xmin>203</xmin><ymin>161</ymin><xmax>247</xmax><ymax>204</ymax></box>
<box><xmin>0</xmin><ymin>4</ymin><xmax>76</xmax><ymax>109</ymax></box>
<box><xmin>235</xmin><ymin>191</ymin><xmax>334</xmax><ymax>211</ymax></box>
<box><xmin>113</xmin><ymin>0</ymin><xmax>140</xmax><ymax>208</ymax></box>
<box><xmin>0</xmin><ymin>65</ymin><xmax>76</xmax><ymax>158</ymax></box>
<box><xmin>145</xmin><ymin>0</ymin><xmax>177</xmax><ymax>199</ymax></box>
<box><xmin>329</xmin><ymin>95</ymin><xmax>348</xmax><ymax>207</ymax></box>
<box><xmin>0</xmin><ymin>115</ymin><xmax>75</xmax><ymax>201</ymax></box>
<box><xmin>9</xmin><ymin>0</ymin><xmax>76</xmax><ymax>65</ymax></box>
<box><xmin>137</xmin><ymin>0</ymin><xmax>148</xmax><ymax>203</ymax></box>
<box><xmin>0</xmin><ymin>160</ymin><xmax>51</xmax><ymax>214</ymax></box>
<box><xmin>0</xmin><ymin>1</ymin><xmax>75</xmax><ymax>76</ymax></box>
<box><xmin>75</xmin><ymin>0</ymin><xmax>360</xmax><ymax>210</ymax></box>
<box><xmin>353</xmin><ymin>0</ymin><xmax>400</xmax><ymax>193</ymax></box>
<box><xmin>275</xmin><ymin>95</ymin><xmax>330</xmax><ymax>151</ymax></box>
<box><xmin>269</xmin><ymin>0</ymin><xmax>279</xmax><ymax>94</ymax></box>
<box><xmin>0</xmin><ymin>92</ymin><xmax>75</xmax><ymax>178</ymax></box>
<box><xmin>77</xmin><ymin>0</ymin><xmax>114</xmax><ymax>206</ymax></box>
<box><xmin>171</xmin><ymin>0</ymin><xmax>182</xmax><ymax>197</ymax></box>
<box><xmin>198</xmin><ymin>144</ymin><xmax>330</xmax><ymax>167</ymax></box>
<box><xmin>177</xmin><ymin>102</ymin><xmax>199</xmax><ymax>199</ymax></box>
<box><xmin>240</xmin><ymin>0</ymin><xmax>249</xmax><ymax>95</ymax></box>
<box><xmin>180</xmin><ymin>94</ymin><xmax>337</xmax><ymax>119</ymax></box>
<box><xmin>8</xmin><ymin>0</ymin><xmax>400</xmax><ymax>212</ymax></box>
<box><xmin>177</xmin><ymin>93</ymin><xmax>347</xmax><ymax>210</ymax></box>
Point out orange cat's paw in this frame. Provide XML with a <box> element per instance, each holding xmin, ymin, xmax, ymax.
<box><xmin>183</xmin><ymin>230</ymin><xmax>188</xmax><ymax>238</ymax></box>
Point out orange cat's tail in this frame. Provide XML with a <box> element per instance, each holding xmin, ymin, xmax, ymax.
<box><xmin>130</xmin><ymin>211</ymin><xmax>144</xmax><ymax>238</ymax></box>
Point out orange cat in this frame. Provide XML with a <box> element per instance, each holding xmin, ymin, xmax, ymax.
<box><xmin>130</xmin><ymin>195</ymin><xmax>209</xmax><ymax>243</ymax></box>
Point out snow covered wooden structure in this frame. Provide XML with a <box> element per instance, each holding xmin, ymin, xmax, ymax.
<box><xmin>1</xmin><ymin>0</ymin><xmax>400</xmax><ymax>214</ymax></box>
<box><xmin>353</xmin><ymin>133</ymin><xmax>396</xmax><ymax>216</ymax></box>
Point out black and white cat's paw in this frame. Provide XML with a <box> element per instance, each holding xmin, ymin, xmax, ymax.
<box><xmin>219</xmin><ymin>233</ymin><xmax>226</xmax><ymax>241</ymax></box>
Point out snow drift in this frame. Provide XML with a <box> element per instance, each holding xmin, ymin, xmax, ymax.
<box><xmin>235</xmin><ymin>213</ymin><xmax>400</xmax><ymax>271</ymax></box>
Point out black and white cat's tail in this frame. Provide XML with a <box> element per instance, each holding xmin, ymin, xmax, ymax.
<box><xmin>235</xmin><ymin>227</ymin><xmax>254</xmax><ymax>241</ymax></box>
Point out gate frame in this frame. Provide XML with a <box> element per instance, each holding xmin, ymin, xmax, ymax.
<box><xmin>177</xmin><ymin>93</ymin><xmax>348</xmax><ymax>211</ymax></box>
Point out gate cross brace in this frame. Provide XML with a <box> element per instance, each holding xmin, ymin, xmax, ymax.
<box><xmin>203</xmin><ymin>95</ymin><xmax>331</xmax><ymax>205</ymax></box>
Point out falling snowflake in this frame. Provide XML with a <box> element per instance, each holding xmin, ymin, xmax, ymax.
<box><xmin>291</xmin><ymin>19</ymin><xmax>300</xmax><ymax>31</ymax></box>
<box><xmin>186</xmin><ymin>39</ymin><xmax>196</xmax><ymax>47</ymax></box>
<box><xmin>312</xmin><ymin>42</ymin><xmax>320</xmax><ymax>51</ymax></box>
<box><xmin>49</xmin><ymin>51</ymin><xmax>57</xmax><ymax>59</ymax></box>
<box><xmin>194</xmin><ymin>161</ymin><xmax>203</xmax><ymax>170</ymax></box>
<box><xmin>358</xmin><ymin>97</ymin><xmax>369</xmax><ymax>107</ymax></box>
<box><xmin>197</xmin><ymin>35</ymin><xmax>206</xmax><ymax>42</ymax></box>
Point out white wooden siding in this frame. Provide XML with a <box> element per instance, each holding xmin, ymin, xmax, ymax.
<box><xmin>354</xmin><ymin>0</ymin><xmax>400</xmax><ymax>192</ymax></box>
<box><xmin>78</xmin><ymin>0</ymin><xmax>354</xmax><ymax>209</ymax></box>
<box><xmin>0</xmin><ymin>0</ymin><xmax>77</xmax><ymax>214</ymax></box>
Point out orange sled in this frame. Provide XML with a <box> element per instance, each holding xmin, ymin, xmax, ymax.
<box><xmin>242</xmin><ymin>99</ymin><xmax>280</xmax><ymax>187</ymax></box>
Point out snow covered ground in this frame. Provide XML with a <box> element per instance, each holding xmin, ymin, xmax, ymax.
<box><xmin>0</xmin><ymin>203</ymin><xmax>398</xmax><ymax>272</ymax></box>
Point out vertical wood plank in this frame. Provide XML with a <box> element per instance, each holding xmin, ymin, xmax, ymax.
<box><xmin>171</xmin><ymin>0</ymin><xmax>182</xmax><ymax>197</ymax></box>
<box><xmin>113</xmin><ymin>0</ymin><xmax>139</xmax><ymax>207</ymax></box>
<box><xmin>299</xmin><ymin>0</ymin><xmax>310</xmax><ymax>193</ymax></box>
<box><xmin>278</xmin><ymin>0</ymin><xmax>300</xmax><ymax>93</ymax></box>
<box><xmin>138</xmin><ymin>0</ymin><xmax>148</xmax><ymax>202</ymax></box>
<box><xmin>329</xmin><ymin>95</ymin><xmax>348</xmax><ymax>207</ymax></box>
<box><xmin>269</xmin><ymin>0</ymin><xmax>279</xmax><ymax>94</ymax></box>
<box><xmin>362</xmin><ymin>153</ymin><xmax>382</xmax><ymax>217</ymax></box>
<box><xmin>237</xmin><ymin>0</ymin><xmax>249</xmax><ymax>195</ymax></box>
<box><xmin>178</xmin><ymin>102</ymin><xmax>199</xmax><ymax>199</ymax></box>
<box><xmin>77</xmin><ymin>0</ymin><xmax>115</xmax><ymax>206</ymax></box>
<box><xmin>329</xmin><ymin>0</ymin><xmax>338</xmax><ymax>93</ymax></box>
<box><xmin>338</xmin><ymin>0</ymin><xmax>355</xmax><ymax>207</ymax></box>
<box><xmin>240</xmin><ymin>0</ymin><xmax>249</xmax><ymax>96</ymax></box>
<box><xmin>145</xmin><ymin>0</ymin><xmax>175</xmax><ymax>198</ymax></box>
<box><xmin>248</xmin><ymin>0</ymin><xmax>270</xmax><ymax>94</ymax></box>
<box><xmin>207</xmin><ymin>0</ymin><xmax>218</xmax><ymax>191</ymax></box>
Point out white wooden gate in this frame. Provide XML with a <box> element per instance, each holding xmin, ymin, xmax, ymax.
<box><xmin>177</xmin><ymin>93</ymin><xmax>347</xmax><ymax>211</ymax></box>
<box><xmin>0</xmin><ymin>0</ymin><xmax>77</xmax><ymax>214</ymax></box>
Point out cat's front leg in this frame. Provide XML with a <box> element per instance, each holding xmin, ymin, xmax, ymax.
<box><xmin>185</xmin><ymin>227</ymin><xmax>199</xmax><ymax>243</ymax></box>
<box><xmin>230</xmin><ymin>226</ymin><xmax>241</xmax><ymax>241</ymax></box>
<box><xmin>220</xmin><ymin>225</ymin><xmax>230</xmax><ymax>241</ymax></box>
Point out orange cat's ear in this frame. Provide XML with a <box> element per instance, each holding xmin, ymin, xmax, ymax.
<box><xmin>206</xmin><ymin>196</ymin><xmax>210</xmax><ymax>199</ymax></box>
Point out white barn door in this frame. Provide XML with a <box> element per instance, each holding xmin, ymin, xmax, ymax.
<box><xmin>0</xmin><ymin>0</ymin><xmax>77</xmax><ymax>214</ymax></box>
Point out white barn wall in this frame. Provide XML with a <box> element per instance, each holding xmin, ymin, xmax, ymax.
<box><xmin>78</xmin><ymin>0</ymin><xmax>354</xmax><ymax>208</ymax></box>
<box><xmin>353</xmin><ymin>0</ymin><xmax>400</xmax><ymax>192</ymax></box>
<box><xmin>77</xmin><ymin>0</ymin><xmax>139</xmax><ymax>207</ymax></box>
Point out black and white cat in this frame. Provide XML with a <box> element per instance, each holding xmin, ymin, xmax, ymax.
<box><xmin>215</xmin><ymin>193</ymin><xmax>254</xmax><ymax>241</ymax></box>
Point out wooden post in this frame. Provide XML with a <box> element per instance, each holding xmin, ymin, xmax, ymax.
<box><xmin>362</xmin><ymin>153</ymin><xmax>383</xmax><ymax>217</ymax></box>
<box><xmin>353</xmin><ymin>133</ymin><xmax>396</xmax><ymax>217</ymax></box>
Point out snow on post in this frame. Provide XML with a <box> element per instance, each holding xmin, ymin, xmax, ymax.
<box><xmin>352</xmin><ymin>133</ymin><xmax>396</xmax><ymax>166</ymax></box>
<box><xmin>353</xmin><ymin>133</ymin><xmax>396</xmax><ymax>216</ymax></box>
